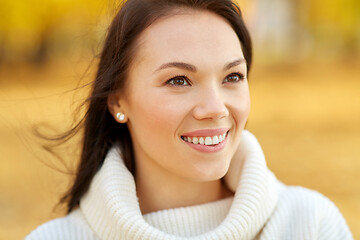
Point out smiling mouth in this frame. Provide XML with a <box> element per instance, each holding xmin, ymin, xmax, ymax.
<box><xmin>181</xmin><ymin>131</ymin><xmax>229</xmax><ymax>146</ymax></box>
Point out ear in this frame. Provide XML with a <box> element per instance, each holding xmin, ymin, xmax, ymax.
<box><xmin>107</xmin><ymin>91</ymin><xmax>128</xmax><ymax>123</ymax></box>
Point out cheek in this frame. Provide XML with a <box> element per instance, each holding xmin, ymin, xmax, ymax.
<box><xmin>241</xmin><ymin>93</ymin><xmax>251</xmax><ymax>119</ymax></box>
<box><xmin>230</xmin><ymin>86</ymin><xmax>251</xmax><ymax>125</ymax></box>
<box><xmin>126</xmin><ymin>89</ymin><xmax>186</xmax><ymax>141</ymax></box>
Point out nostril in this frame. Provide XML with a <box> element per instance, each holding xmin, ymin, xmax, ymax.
<box><xmin>192</xmin><ymin>105</ymin><xmax>229</xmax><ymax>120</ymax></box>
<box><xmin>192</xmin><ymin>97</ymin><xmax>228</xmax><ymax>120</ymax></box>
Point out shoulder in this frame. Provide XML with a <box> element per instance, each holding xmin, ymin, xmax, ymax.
<box><xmin>25</xmin><ymin>209</ymin><xmax>99</xmax><ymax>240</ymax></box>
<box><xmin>262</xmin><ymin>183</ymin><xmax>353</xmax><ymax>240</ymax></box>
<box><xmin>278</xmin><ymin>184</ymin><xmax>347</xmax><ymax>223</ymax></box>
<box><xmin>276</xmin><ymin>184</ymin><xmax>337</xmax><ymax>211</ymax></box>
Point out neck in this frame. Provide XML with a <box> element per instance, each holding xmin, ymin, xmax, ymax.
<box><xmin>135</xmin><ymin>167</ymin><xmax>233</xmax><ymax>215</ymax></box>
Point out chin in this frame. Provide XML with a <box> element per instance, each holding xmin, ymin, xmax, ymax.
<box><xmin>190</xmin><ymin>162</ymin><xmax>230</xmax><ymax>182</ymax></box>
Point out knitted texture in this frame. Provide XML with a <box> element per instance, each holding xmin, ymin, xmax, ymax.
<box><xmin>26</xmin><ymin>130</ymin><xmax>353</xmax><ymax>240</ymax></box>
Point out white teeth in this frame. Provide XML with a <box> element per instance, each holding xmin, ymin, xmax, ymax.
<box><xmin>205</xmin><ymin>137</ymin><xmax>212</xmax><ymax>145</ymax></box>
<box><xmin>183</xmin><ymin>132</ymin><xmax>228</xmax><ymax>146</ymax></box>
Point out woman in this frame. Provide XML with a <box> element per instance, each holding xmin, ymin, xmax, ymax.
<box><xmin>27</xmin><ymin>0</ymin><xmax>353</xmax><ymax>239</ymax></box>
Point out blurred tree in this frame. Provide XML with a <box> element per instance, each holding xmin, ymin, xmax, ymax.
<box><xmin>0</xmin><ymin>0</ymin><xmax>358</xmax><ymax>66</ymax></box>
<box><xmin>0</xmin><ymin>0</ymin><xmax>111</xmax><ymax>66</ymax></box>
<box><xmin>303</xmin><ymin>0</ymin><xmax>360</xmax><ymax>59</ymax></box>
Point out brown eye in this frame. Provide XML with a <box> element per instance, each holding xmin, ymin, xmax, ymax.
<box><xmin>223</xmin><ymin>73</ymin><xmax>245</xmax><ymax>83</ymax></box>
<box><xmin>167</xmin><ymin>76</ymin><xmax>191</xmax><ymax>86</ymax></box>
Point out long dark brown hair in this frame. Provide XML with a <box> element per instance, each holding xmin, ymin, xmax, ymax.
<box><xmin>58</xmin><ymin>0</ymin><xmax>252</xmax><ymax>213</ymax></box>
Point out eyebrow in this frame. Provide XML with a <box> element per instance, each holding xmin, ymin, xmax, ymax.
<box><xmin>155</xmin><ymin>62</ymin><xmax>197</xmax><ymax>73</ymax></box>
<box><xmin>154</xmin><ymin>58</ymin><xmax>246</xmax><ymax>73</ymax></box>
<box><xmin>223</xmin><ymin>58</ymin><xmax>246</xmax><ymax>71</ymax></box>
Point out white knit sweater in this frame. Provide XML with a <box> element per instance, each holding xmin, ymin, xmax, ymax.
<box><xmin>26</xmin><ymin>131</ymin><xmax>353</xmax><ymax>239</ymax></box>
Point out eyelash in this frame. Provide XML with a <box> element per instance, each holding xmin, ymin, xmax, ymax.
<box><xmin>166</xmin><ymin>74</ymin><xmax>191</xmax><ymax>87</ymax></box>
<box><xmin>165</xmin><ymin>72</ymin><xmax>245</xmax><ymax>87</ymax></box>
<box><xmin>224</xmin><ymin>72</ymin><xmax>246</xmax><ymax>83</ymax></box>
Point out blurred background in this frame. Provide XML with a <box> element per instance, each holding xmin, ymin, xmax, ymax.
<box><xmin>0</xmin><ymin>0</ymin><xmax>359</xmax><ymax>239</ymax></box>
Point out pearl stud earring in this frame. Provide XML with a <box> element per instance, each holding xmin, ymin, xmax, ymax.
<box><xmin>116</xmin><ymin>112</ymin><xmax>125</xmax><ymax>121</ymax></box>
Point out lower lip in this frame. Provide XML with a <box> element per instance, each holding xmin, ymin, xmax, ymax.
<box><xmin>183</xmin><ymin>135</ymin><xmax>228</xmax><ymax>153</ymax></box>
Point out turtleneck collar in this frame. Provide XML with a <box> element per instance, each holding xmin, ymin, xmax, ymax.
<box><xmin>80</xmin><ymin>130</ymin><xmax>279</xmax><ymax>239</ymax></box>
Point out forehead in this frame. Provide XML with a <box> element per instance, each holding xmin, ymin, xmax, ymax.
<box><xmin>132</xmin><ymin>10</ymin><xmax>244</xmax><ymax>69</ymax></box>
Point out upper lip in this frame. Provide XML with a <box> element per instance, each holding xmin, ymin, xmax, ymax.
<box><xmin>181</xmin><ymin>128</ymin><xmax>229</xmax><ymax>137</ymax></box>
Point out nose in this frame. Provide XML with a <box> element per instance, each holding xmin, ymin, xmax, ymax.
<box><xmin>192</xmin><ymin>85</ymin><xmax>229</xmax><ymax>120</ymax></box>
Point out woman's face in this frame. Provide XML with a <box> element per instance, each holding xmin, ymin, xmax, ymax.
<box><xmin>112</xmin><ymin>10</ymin><xmax>250</xmax><ymax>182</ymax></box>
